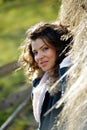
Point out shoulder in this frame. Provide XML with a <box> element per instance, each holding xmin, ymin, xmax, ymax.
<box><xmin>32</xmin><ymin>77</ymin><xmax>42</xmax><ymax>88</ymax></box>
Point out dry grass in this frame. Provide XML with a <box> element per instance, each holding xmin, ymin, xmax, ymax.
<box><xmin>55</xmin><ymin>0</ymin><xmax>87</xmax><ymax>130</ymax></box>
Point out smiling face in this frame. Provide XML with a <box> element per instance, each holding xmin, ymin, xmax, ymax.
<box><xmin>31</xmin><ymin>38</ymin><xmax>57</xmax><ymax>73</ymax></box>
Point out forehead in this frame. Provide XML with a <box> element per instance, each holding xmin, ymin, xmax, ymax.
<box><xmin>31</xmin><ymin>38</ymin><xmax>48</xmax><ymax>51</ymax></box>
<box><xmin>31</xmin><ymin>38</ymin><xmax>55</xmax><ymax>51</ymax></box>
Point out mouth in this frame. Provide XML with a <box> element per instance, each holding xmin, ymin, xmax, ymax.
<box><xmin>40</xmin><ymin>61</ymin><xmax>48</xmax><ymax>67</ymax></box>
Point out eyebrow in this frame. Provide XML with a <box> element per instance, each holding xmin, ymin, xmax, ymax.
<box><xmin>32</xmin><ymin>44</ymin><xmax>46</xmax><ymax>52</ymax></box>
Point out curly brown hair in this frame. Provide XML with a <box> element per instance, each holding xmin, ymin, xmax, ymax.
<box><xmin>18</xmin><ymin>22</ymin><xmax>73</xmax><ymax>82</ymax></box>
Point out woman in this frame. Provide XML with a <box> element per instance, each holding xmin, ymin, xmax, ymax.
<box><xmin>19</xmin><ymin>22</ymin><xmax>73</xmax><ymax>130</ymax></box>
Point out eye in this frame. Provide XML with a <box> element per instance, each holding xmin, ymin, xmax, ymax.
<box><xmin>33</xmin><ymin>51</ymin><xmax>38</xmax><ymax>56</ymax></box>
<box><xmin>43</xmin><ymin>47</ymin><xmax>48</xmax><ymax>52</ymax></box>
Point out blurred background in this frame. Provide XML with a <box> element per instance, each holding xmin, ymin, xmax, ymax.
<box><xmin>0</xmin><ymin>0</ymin><xmax>61</xmax><ymax>130</ymax></box>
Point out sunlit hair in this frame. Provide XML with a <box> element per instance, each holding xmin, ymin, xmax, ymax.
<box><xmin>18</xmin><ymin>22</ymin><xmax>73</xmax><ymax>82</ymax></box>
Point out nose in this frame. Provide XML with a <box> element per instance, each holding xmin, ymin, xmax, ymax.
<box><xmin>36</xmin><ymin>51</ymin><xmax>44</xmax><ymax>61</ymax></box>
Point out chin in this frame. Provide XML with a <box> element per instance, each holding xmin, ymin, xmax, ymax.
<box><xmin>42</xmin><ymin>68</ymin><xmax>51</xmax><ymax>72</ymax></box>
<box><xmin>41</xmin><ymin>68</ymin><xmax>48</xmax><ymax>72</ymax></box>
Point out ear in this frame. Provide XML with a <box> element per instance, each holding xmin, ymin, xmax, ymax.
<box><xmin>65</xmin><ymin>52</ymin><xmax>69</xmax><ymax>56</ymax></box>
<box><xmin>65</xmin><ymin>51</ymin><xmax>72</xmax><ymax>56</ymax></box>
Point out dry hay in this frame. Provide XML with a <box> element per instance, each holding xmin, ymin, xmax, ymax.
<box><xmin>55</xmin><ymin>0</ymin><xmax>87</xmax><ymax>130</ymax></box>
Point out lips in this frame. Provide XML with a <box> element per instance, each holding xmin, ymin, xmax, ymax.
<box><xmin>40</xmin><ymin>61</ymin><xmax>48</xmax><ymax>67</ymax></box>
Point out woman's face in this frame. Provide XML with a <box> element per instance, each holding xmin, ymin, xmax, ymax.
<box><xmin>31</xmin><ymin>38</ymin><xmax>56</xmax><ymax>72</ymax></box>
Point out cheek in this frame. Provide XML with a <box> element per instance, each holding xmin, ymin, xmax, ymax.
<box><xmin>52</xmin><ymin>53</ymin><xmax>57</xmax><ymax>66</ymax></box>
<box><xmin>50</xmin><ymin>51</ymin><xmax>56</xmax><ymax>61</ymax></box>
<box><xmin>34</xmin><ymin>56</ymin><xmax>40</xmax><ymax>65</ymax></box>
<box><xmin>34</xmin><ymin>56</ymin><xmax>38</xmax><ymax>63</ymax></box>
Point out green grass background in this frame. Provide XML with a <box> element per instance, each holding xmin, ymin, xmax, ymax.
<box><xmin>0</xmin><ymin>0</ymin><xmax>61</xmax><ymax>129</ymax></box>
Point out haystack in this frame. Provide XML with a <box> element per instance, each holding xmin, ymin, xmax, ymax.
<box><xmin>55</xmin><ymin>0</ymin><xmax>87</xmax><ymax>130</ymax></box>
